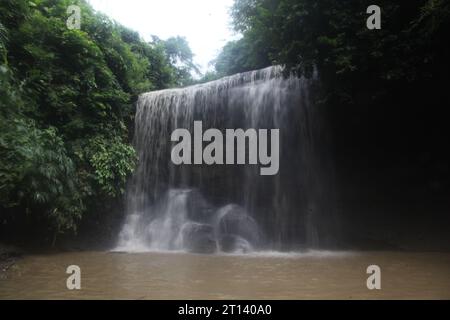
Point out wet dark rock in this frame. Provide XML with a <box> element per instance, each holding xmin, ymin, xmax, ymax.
<box><xmin>218</xmin><ymin>235</ymin><xmax>253</xmax><ymax>253</ymax></box>
<box><xmin>184</xmin><ymin>189</ymin><xmax>215</xmax><ymax>222</ymax></box>
<box><xmin>216</xmin><ymin>205</ymin><xmax>261</xmax><ymax>247</ymax></box>
<box><xmin>181</xmin><ymin>223</ymin><xmax>217</xmax><ymax>254</ymax></box>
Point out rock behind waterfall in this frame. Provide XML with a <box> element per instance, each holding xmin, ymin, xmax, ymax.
<box><xmin>215</xmin><ymin>204</ymin><xmax>261</xmax><ymax>252</ymax></box>
<box><xmin>180</xmin><ymin>222</ymin><xmax>217</xmax><ymax>254</ymax></box>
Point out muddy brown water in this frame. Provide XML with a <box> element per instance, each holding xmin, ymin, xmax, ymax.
<box><xmin>0</xmin><ymin>251</ymin><xmax>449</xmax><ymax>299</ymax></box>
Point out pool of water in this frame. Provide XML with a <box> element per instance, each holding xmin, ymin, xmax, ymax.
<box><xmin>1</xmin><ymin>251</ymin><xmax>449</xmax><ymax>299</ymax></box>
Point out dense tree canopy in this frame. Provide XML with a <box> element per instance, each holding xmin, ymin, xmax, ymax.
<box><xmin>0</xmin><ymin>0</ymin><xmax>196</xmax><ymax>243</ymax></box>
<box><xmin>150</xmin><ymin>35</ymin><xmax>201</xmax><ymax>87</ymax></box>
<box><xmin>215</xmin><ymin>0</ymin><xmax>449</xmax><ymax>97</ymax></box>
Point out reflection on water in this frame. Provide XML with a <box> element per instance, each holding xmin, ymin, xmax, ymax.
<box><xmin>1</xmin><ymin>251</ymin><xmax>449</xmax><ymax>299</ymax></box>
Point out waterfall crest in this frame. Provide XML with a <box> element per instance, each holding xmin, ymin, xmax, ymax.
<box><xmin>116</xmin><ymin>66</ymin><xmax>337</xmax><ymax>253</ymax></box>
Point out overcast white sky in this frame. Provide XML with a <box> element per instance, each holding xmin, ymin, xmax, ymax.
<box><xmin>88</xmin><ymin>0</ymin><xmax>238</xmax><ymax>74</ymax></box>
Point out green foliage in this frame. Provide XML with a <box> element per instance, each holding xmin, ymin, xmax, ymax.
<box><xmin>217</xmin><ymin>0</ymin><xmax>450</xmax><ymax>104</ymax></box>
<box><xmin>150</xmin><ymin>35</ymin><xmax>201</xmax><ymax>87</ymax></box>
<box><xmin>0</xmin><ymin>0</ymin><xmax>193</xmax><ymax>240</ymax></box>
<box><xmin>88</xmin><ymin>136</ymin><xmax>137</xmax><ymax>197</ymax></box>
<box><xmin>214</xmin><ymin>39</ymin><xmax>269</xmax><ymax>77</ymax></box>
<box><xmin>0</xmin><ymin>22</ymin><xmax>7</xmax><ymax>64</ymax></box>
<box><xmin>0</xmin><ymin>115</ymin><xmax>83</xmax><ymax>233</ymax></box>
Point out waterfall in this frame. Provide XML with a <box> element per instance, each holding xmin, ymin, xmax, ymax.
<box><xmin>116</xmin><ymin>66</ymin><xmax>337</xmax><ymax>253</ymax></box>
